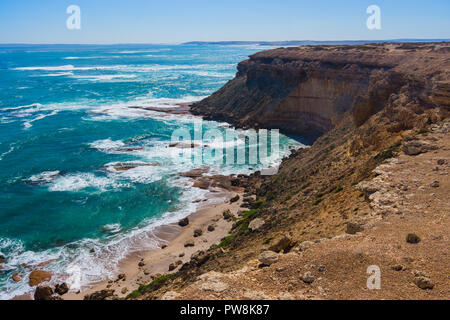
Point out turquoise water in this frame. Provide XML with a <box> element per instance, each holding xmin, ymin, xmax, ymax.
<box><xmin>0</xmin><ymin>44</ymin><xmax>302</xmax><ymax>298</ymax></box>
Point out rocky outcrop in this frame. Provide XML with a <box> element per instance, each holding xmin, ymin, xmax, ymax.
<box><xmin>192</xmin><ymin>43</ymin><xmax>450</xmax><ymax>140</ymax></box>
<box><xmin>29</xmin><ymin>270</ymin><xmax>52</xmax><ymax>287</ymax></box>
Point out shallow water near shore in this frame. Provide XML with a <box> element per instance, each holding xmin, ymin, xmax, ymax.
<box><xmin>0</xmin><ymin>44</ymin><xmax>303</xmax><ymax>299</ymax></box>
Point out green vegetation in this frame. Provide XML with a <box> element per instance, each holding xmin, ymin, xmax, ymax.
<box><xmin>374</xmin><ymin>143</ymin><xmax>401</xmax><ymax>162</ymax></box>
<box><xmin>335</xmin><ymin>186</ymin><xmax>344</xmax><ymax>193</ymax></box>
<box><xmin>126</xmin><ymin>274</ymin><xmax>174</xmax><ymax>299</ymax></box>
<box><xmin>252</xmin><ymin>200</ymin><xmax>265</xmax><ymax>209</ymax></box>
<box><xmin>241</xmin><ymin>209</ymin><xmax>256</xmax><ymax>219</ymax></box>
<box><xmin>214</xmin><ymin>235</ymin><xmax>235</xmax><ymax>249</ymax></box>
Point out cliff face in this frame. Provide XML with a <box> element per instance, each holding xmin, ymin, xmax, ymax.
<box><xmin>192</xmin><ymin>43</ymin><xmax>450</xmax><ymax>139</ymax></box>
<box><xmin>129</xmin><ymin>43</ymin><xmax>450</xmax><ymax>301</ymax></box>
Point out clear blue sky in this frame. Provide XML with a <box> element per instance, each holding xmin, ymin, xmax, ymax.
<box><xmin>0</xmin><ymin>0</ymin><xmax>449</xmax><ymax>44</ymax></box>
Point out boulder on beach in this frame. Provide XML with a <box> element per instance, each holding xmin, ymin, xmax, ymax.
<box><xmin>193</xmin><ymin>229</ymin><xmax>203</xmax><ymax>237</ymax></box>
<box><xmin>222</xmin><ymin>209</ymin><xmax>234</xmax><ymax>221</ymax></box>
<box><xmin>29</xmin><ymin>270</ymin><xmax>53</xmax><ymax>287</ymax></box>
<box><xmin>12</xmin><ymin>273</ymin><xmax>22</xmax><ymax>283</ymax></box>
<box><xmin>184</xmin><ymin>240</ymin><xmax>195</xmax><ymax>247</ymax></box>
<box><xmin>84</xmin><ymin>289</ymin><xmax>115</xmax><ymax>300</ymax></box>
<box><xmin>178</xmin><ymin>218</ymin><xmax>189</xmax><ymax>227</ymax></box>
<box><xmin>34</xmin><ymin>286</ymin><xmax>54</xmax><ymax>301</ymax></box>
<box><xmin>55</xmin><ymin>283</ymin><xmax>69</xmax><ymax>296</ymax></box>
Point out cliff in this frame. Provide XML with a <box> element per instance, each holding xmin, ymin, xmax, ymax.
<box><xmin>96</xmin><ymin>43</ymin><xmax>449</xmax><ymax>301</ymax></box>
<box><xmin>192</xmin><ymin>43</ymin><xmax>450</xmax><ymax>140</ymax></box>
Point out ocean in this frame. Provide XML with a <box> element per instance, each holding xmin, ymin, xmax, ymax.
<box><xmin>0</xmin><ymin>44</ymin><xmax>302</xmax><ymax>299</ymax></box>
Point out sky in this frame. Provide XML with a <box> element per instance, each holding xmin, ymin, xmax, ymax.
<box><xmin>0</xmin><ymin>0</ymin><xmax>449</xmax><ymax>44</ymax></box>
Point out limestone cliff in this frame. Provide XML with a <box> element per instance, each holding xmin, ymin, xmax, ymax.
<box><xmin>192</xmin><ymin>43</ymin><xmax>450</xmax><ymax>140</ymax></box>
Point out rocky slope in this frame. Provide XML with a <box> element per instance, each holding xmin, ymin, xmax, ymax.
<box><xmin>100</xmin><ymin>43</ymin><xmax>449</xmax><ymax>300</ymax></box>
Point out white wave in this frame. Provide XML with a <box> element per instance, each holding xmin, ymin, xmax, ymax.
<box><xmin>0</xmin><ymin>145</ymin><xmax>15</xmax><ymax>161</ymax></box>
<box><xmin>101</xmin><ymin>223</ymin><xmax>122</xmax><ymax>235</ymax></box>
<box><xmin>28</xmin><ymin>171</ymin><xmax>60</xmax><ymax>183</ymax></box>
<box><xmin>2</xmin><ymin>103</ymin><xmax>44</xmax><ymax>112</ymax></box>
<box><xmin>35</xmin><ymin>72</ymin><xmax>74</xmax><ymax>77</ymax></box>
<box><xmin>48</xmin><ymin>173</ymin><xmax>129</xmax><ymax>192</ymax></box>
<box><xmin>12</xmin><ymin>65</ymin><xmax>126</xmax><ymax>71</ymax></box>
<box><xmin>72</xmin><ymin>74</ymin><xmax>137</xmax><ymax>82</ymax></box>
<box><xmin>23</xmin><ymin>110</ymin><xmax>58</xmax><ymax>129</ymax></box>
<box><xmin>116</xmin><ymin>49</ymin><xmax>172</xmax><ymax>54</ymax></box>
<box><xmin>0</xmin><ymin>179</ymin><xmax>207</xmax><ymax>300</ymax></box>
<box><xmin>89</xmin><ymin>139</ymin><xmax>125</xmax><ymax>153</ymax></box>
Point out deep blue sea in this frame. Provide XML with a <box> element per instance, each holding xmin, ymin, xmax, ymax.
<box><xmin>0</xmin><ymin>44</ymin><xmax>302</xmax><ymax>298</ymax></box>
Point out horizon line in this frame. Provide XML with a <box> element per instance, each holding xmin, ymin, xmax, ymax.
<box><xmin>1</xmin><ymin>38</ymin><xmax>449</xmax><ymax>46</ymax></box>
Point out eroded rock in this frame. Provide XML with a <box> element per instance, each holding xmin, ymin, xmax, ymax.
<box><xmin>29</xmin><ymin>270</ymin><xmax>52</xmax><ymax>287</ymax></box>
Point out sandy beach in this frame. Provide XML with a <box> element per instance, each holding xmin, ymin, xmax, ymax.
<box><xmin>64</xmin><ymin>189</ymin><xmax>243</xmax><ymax>300</ymax></box>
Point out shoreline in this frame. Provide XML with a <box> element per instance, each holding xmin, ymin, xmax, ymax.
<box><xmin>64</xmin><ymin>189</ymin><xmax>243</xmax><ymax>300</ymax></box>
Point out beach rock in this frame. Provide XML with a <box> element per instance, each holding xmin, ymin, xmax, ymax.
<box><xmin>55</xmin><ymin>283</ymin><xmax>69</xmax><ymax>295</ymax></box>
<box><xmin>248</xmin><ymin>218</ymin><xmax>265</xmax><ymax>231</ymax></box>
<box><xmin>143</xmin><ymin>269</ymin><xmax>151</xmax><ymax>275</ymax></box>
<box><xmin>161</xmin><ymin>291</ymin><xmax>180</xmax><ymax>300</ymax></box>
<box><xmin>0</xmin><ymin>256</ymin><xmax>6</xmax><ymax>264</ymax></box>
<box><xmin>12</xmin><ymin>273</ymin><xmax>22</xmax><ymax>282</ymax></box>
<box><xmin>178</xmin><ymin>218</ymin><xmax>189</xmax><ymax>227</ymax></box>
<box><xmin>207</xmin><ymin>225</ymin><xmax>215</xmax><ymax>232</ymax></box>
<box><xmin>437</xmin><ymin>159</ymin><xmax>446</xmax><ymax>166</ymax></box>
<box><xmin>179</xmin><ymin>253</ymin><xmax>185</xmax><ymax>257</ymax></box>
<box><xmin>258</xmin><ymin>251</ymin><xmax>279</xmax><ymax>266</ymax></box>
<box><xmin>168</xmin><ymin>263</ymin><xmax>177</xmax><ymax>271</ymax></box>
<box><xmin>193</xmin><ymin>179</ymin><xmax>211</xmax><ymax>190</ymax></box>
<box><xmin>29</xmin><ymin>270</ymin><xmax>52</xmax><ymax>287</ymax></box>
<box><xmin>161</xmin><ymin>244</ymin><xmax>167</xmax><ymax>249</ymax></box>
<box><xmin>406</xmin><ymin>233</ymin><xmax>421</xmax><ymax>244</ymax></box>
<box><xmin>117</xmin><ymin>273</ymin><xmax>126</xmax><ymax>280</ymax></box>
<box><xmin>89</xmin><ymin>248</ymin><xmax>95</xmax><ymax>253</ymax></box>
<box><xmin>230</xmin><ymin>195</ymin><xmax>240</xmax><ymax>203</ymax></box>
<box><xmin>184</xmin><ymin>240</ymin><xmax>195</xmax><ymax>247</ymax></box>
<box><xmin>121</xmin><ymin>287</ymin><xmax>128</xmax><ymax>294</ymax></box>
<box><xmin>222</xmin><ymin>209</ymin><xmax>234</xmax><ymax>220</ymax></box>
<box><xmin>34</xmin><ymin>286</ymin><xmax>54</xmax><ymax>300</ymax></box>
<box><xmin>193</xmin><ymin>229</ymin><xmax>203</xmax><ymax>237</ymax></box>
<box><xmin>269</xmin><ymin>236</ymin><xmax>293</xmax><ymax>253</ymax></box>
<box><xmin>138</xmin><ymin>261</ymin><xmax>145</xmax><ymax>267</ymax></box>
<box><xmin>301</xmin><ymin>272</ymin><xmax>315</xmax><ymax>284</ymax></box>
<box><xmin>413</xmin><ymin>277</ymin><xmax>434</xmax><ymax>290</ymax></box>
<box><xmin>84</xmin><ymin>289</ymin><xmax>115</xmax><ymax>300</ymax></box>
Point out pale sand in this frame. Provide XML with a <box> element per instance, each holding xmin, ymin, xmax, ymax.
<box><xmin>64</xmin><ymin>190</ymin><xmax>243</xmax><ymax>300</ymax></box>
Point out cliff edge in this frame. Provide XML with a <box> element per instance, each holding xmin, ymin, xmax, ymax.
<box><xmin>192</xmin><ymin>42</ymin><xmax>450</xmax><ymax>140</ymax></box>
